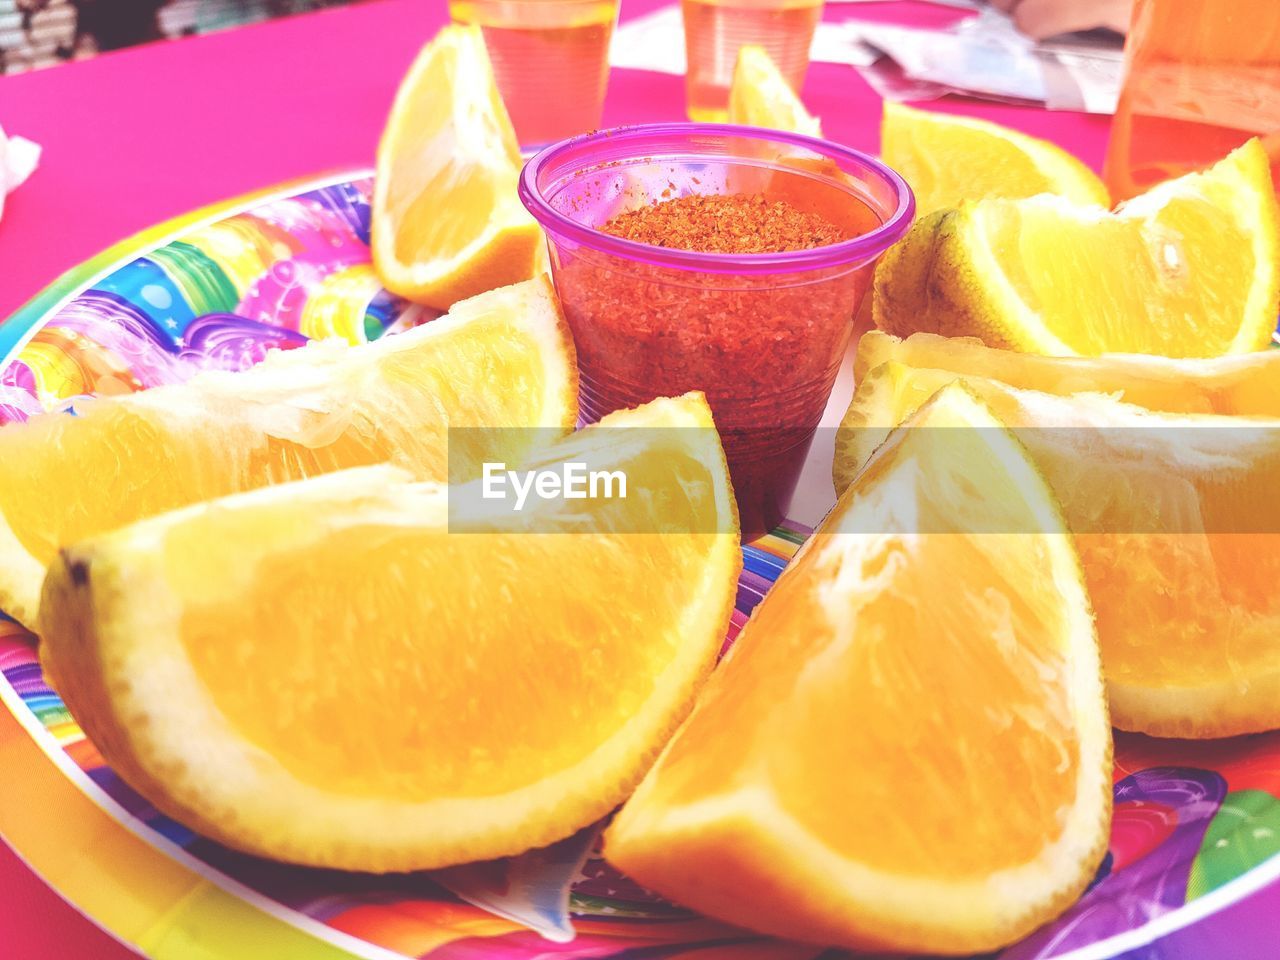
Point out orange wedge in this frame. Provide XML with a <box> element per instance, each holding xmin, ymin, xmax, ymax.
<box><xmin>371</xmin><ymin>25</ymin><xmax>543</xmax><ymax>310</ymax></box>
<box><xmin>880</xmin><ymin>102</ymin><xmax>1109</xmax><ymax>217</ymax></box>
<box><xmin>835</xmin><ymin>360</ymin><xmax>1280</xmax><ymax>737</ymax></box>
<box><xmin>874</xmin><ymin>140</ymin><xmax>1280</xmax><ymax>356</ymax></box>
<box><xmin>836</xmin><ymin>331</ymin><xmax>1280</xmax><ymax>492</ymax></box>
<box><xmin>0</xmin><ymin>278</ymin><xmax>575</xmax><ymax>630</ymax></box>
<box><xmin>727</xmin><ymin>46</ymin><xmax>821</xmax><ymax>136</ymax></box>
<box><xmin>608</xmin><ymin>384</ymin><xmax>1111</xmax><ymax>954</ymax></box>
<box><xmin>40</xmin><ymin>394</ymin><xmax>741</xmax><ymax>872</ymax></box>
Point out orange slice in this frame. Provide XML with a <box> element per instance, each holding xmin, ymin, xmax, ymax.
<box><xmin>727</xmin><ymin>46</ymin><xmax>821</xmax><ymax>136</ymax></box>
<box><xmin>835</xmin><ymin>331</ymin><xmax>1280</xmax><ymax>493</ymax></box>
<box><xmin>880</xmin><ymin>102</ymin><xmax>1109</xmax><ymax>217</ymax></box>
<box><xmin>608</xmin><ymin>384</ymin><xmax>1111</xmax><ymax>954</ymax></box>
<box><xmin>0</xmin><ymin>277</ymin><xmax>575</xmax><ymax>629</ymax></box>
<box><xmin>40</xmin><ymin>393</ymin><xmax>741</xmax><ymax>872</ymax></box>
<box><xmin>371</xmin><ymin>25</ymin><xmax>543</xmax><ymax>310</ymax></box>
<box><xmin>835</xmin><ymin>361</ymin><xmax>1280</xmax><ymax>738</ymax></box>
<box><xmin>874</xmin><ymin>139</ymin><xmax>1280</xmax><ymax>356</ymax></box>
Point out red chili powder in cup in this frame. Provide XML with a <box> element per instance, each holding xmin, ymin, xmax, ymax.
<box><xmin>601</xmin><ymin>194</ymin><xmax>848</xmax><ymax>253</ymax></box>
<box><xmin>556</xmin><ymin>186</ymin><xmax>881</xmax><ymax>537</ymax></box>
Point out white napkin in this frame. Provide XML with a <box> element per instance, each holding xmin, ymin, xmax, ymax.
<box><xmin>611</xmin><ymin>3</ymin><xmax>1122</xmax><ymax>114</ymax></box>
<box><xmin>0</xmin><ymin>125</ymin><xmax>42</xmax><ymax>223</ymax></box>
<box><xmin>848</xmin><ymin>8</ymin><xmax>1123</xmax><ymax>113</ymax></box>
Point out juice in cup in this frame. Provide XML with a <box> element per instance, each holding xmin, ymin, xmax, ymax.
<box><xmin>519</xmin><ymin>124</ymin><xmax>914</xmax><ymax>538</ymax></box>
<box><xmin>449</xmin><ymin>0</ymin><xmax>619</xmax><ymax>146</ymax></box>
<box><xmin>682</xmin><ymin>0</ymin><xmax>823</xmax><ymax>122</ymax></box>
<box><xmin>1104</xmin><ymin>0</ymin><xmax>1280</xmax><ymax>202</ymax></box>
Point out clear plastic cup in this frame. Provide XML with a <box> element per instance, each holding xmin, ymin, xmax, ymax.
<box><xmin>518</xmin><ymin>123</ymin><xmax>914</xmax><ymax>537</ymax></box>
<box><xmin>449</xmin><ymin>0</ymin><xmax>619</xmax><ymax>147</ymax></box>
<box><xmin>1104</xmin><ymin>0</ymin><xmax>1280</xmax><ymax>202</ymax></box>
<box><xmin>682</xmin><ymin>0</ymin><xmax>825</xmax><ymax>122</ymax></box>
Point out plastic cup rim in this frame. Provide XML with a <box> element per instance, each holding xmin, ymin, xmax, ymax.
<box><xmin>518</xmin><ymin>122</ymin><xmax>916</xmax><ymax>275</ymax></box>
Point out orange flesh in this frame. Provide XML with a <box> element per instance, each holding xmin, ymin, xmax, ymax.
<box><xmin>392</xmin><ymin>163</ymin><xmax>509</xmax><ymax>266</ymax></box>
<box><xmin>0</xmin><ymin>310</ymin><xmax>556</xmax><ymax>568</ymax></box>
<box><xmin>649</xmin><ymin>454</ymin><xmax>1081</xmax><ymax>876</ymax></box>
<box><xmin>178</xmin><ymin>525</ymin><xmax>697</xmax><ymax>800</ymax></box>
<box><xmin>1</xmin><ymin>399</ymin><xmax>421</xmax><ymax>565</ymax></box>
<box><xmin>376</xmin><ymin>26</ymin><xmax>525</xmax><ymax>272</ymax></box>
<box><xmin>979</xmin><ymin>192</ymin><xmax>1260</xmax><ymax>356</ymax></box>
<box><xmin>769</xmin><ymin>534</ymin><xmax>1076</xmax><ymax>874</ymax></box>
<box><xmin>843</xmin><ymin>359</ymin><xmax>1280</xmax><ymax>728</ymax></box>
<box><xmin>1077</xmin><ymin>532</ymin><xmax>1280</xmax><ymax>686</ymax></box>
<box><xmin>886</xmin><ymin>122</ymin><xmax>1061</xmax><ymax>213</ymax></box>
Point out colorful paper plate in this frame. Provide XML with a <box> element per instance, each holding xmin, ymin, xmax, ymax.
<box><xmin>1</xmin><ymin>174</ymin><xmax>1279</xmax><ymax>960</ymax></box>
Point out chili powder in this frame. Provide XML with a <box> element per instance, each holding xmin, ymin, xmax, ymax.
<box><xmin>601</xmin><ymin>194</ymin><xmax>848</xmax><ymax>254</ymax></box>
<box><xmin>555</xmin><ymin>185</ymin><xmax>882</xmax><ymax>536</ymax></box>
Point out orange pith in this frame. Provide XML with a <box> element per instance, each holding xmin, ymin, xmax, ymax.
<box><xmin>854</xmin><ymin>332</ymin><xmax>1280</xmax><ymax>416</ymax></box>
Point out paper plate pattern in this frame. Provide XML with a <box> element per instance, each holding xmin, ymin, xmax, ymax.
<box><xmin>1</xmin><ymin>175</ymin><xmax>1279</xmax><ymax>960</ymax></box>
<box><xmin>0</xmin><ymin>173</ymin><xmax>423</xmax><ymax>424</ymax></box>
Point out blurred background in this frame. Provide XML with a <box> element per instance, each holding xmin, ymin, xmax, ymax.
<box><xmin>0</xmin><ymin>0</ymin><xmax>362</xmax><ymax>72</ymax></box>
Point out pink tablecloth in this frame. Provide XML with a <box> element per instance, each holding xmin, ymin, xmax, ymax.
<box><xmin>0</xmin><ymin>2</ymin><xmax>1109</xmax><ymax>957</ymax></box>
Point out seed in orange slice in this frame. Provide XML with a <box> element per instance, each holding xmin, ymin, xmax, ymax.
<box><xmin>880</xmin><ymin>102</ymin><xmax>1109</xmax><ymax>217</ymax></box>
<box><xmin>371</xmin><ymin>25</ymin><xmax>543</xmax><ymax>310</ymax></box>
<box><xmin>835</xmin><ymin>331</ymin><xmax>1280</xmax><ymax>494</ymax></box>
<box><xmin>835</xmin><ymin>361</ymin><xmax>1280</xmax><ymax>737</ymax></box>
<box><xmin>607</xmin><ymin>384</ymin><xmax>1111</xmax><ymax>955</ymax></box>
<box><xmin>0</xmin><ymin>277</ymin><xmax>575</xmax><ymax>630</ymax></box>
<box><xmin>39</xmin><ymin>393</ymin><xmax>741</xmax><ymax>872</ymax></box>
<box><xmin>874</xmin><ymin>139</ymin><xmax>1280</xmax><ymax>356</ymax></box>
<box><xmin>727</xmin><ymin>46</ymin><xmax>821</xmax><ymax>137</ymax></box>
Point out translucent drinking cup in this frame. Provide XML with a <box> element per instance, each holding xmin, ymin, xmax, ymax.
<box><xmin>450</xmin><ymin>0</ymin><xmax>620</xmax><ymax>147</ymax></box>
<box><xmin>519</xmin><ymin>123</ymin><xmax>915</xmax><ymax>537</ymax></box>
<box><xmin>682</xmin><ymin>0</ymin><xmax>825</xmax><ymax>122</ymax></box>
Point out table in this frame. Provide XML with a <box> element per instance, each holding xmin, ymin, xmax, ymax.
<box><xmin>0</xmin><ymin>0</ymin><xmax>1114</xmax><ymax>324</ymax></box>
<box><xmin>0</xmin><ymin>1</ymin><xmax>1125</xmax><ymax>957</ymax></box>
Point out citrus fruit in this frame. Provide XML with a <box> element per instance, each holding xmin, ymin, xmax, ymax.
<box><xmin>0</xmin><ymin>277</ymin><xmax>575</xmax><ymax>630</ymax></box>
<box><xmin>874</xmin><ymin>139</ymin><xmax>1280</xmax><ymax>357</ymax></box>
<box><xmin>371</xmin><ymin>25</ymin><xmax>543</xmax><ymax>310</ymax></box>
<box><xmin>607</xmin><ymin>384</ymin><xmax>1111</xmax><ymax>955</ymax></box>
<box><xmin>40</xmin><ymin>392</ymin><xmax>741</xmax><ymax>872</ymax></box>
<box><xmin>836</xmin><ymin>331</ymin><xmax>1280</xmax><ymax>493</ymax></box>
<box><xmin>727</xmin><ymin>45</ymin><xmax>821</xmax><ymax>136</ymax></box>
<box><xmin>879</xmin><ymin>102</ymin><xmax>1108</xmax><ymax>217</ymax></box>
<box><xmin>835</xmin><ymin>363</ymin><xmax>1280</xmax><ymax>737</ymax></box>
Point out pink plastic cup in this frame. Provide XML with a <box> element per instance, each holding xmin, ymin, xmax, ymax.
<box><xmin>518</xmin><ymin>123</ymin><xmax>914</xmax><ymax>537</ymax></box>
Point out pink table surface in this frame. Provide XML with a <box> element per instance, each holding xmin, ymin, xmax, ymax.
<box><xmin>0</xmin><ymin>2</ymin><xmax>1113</xmax><ymax>958</ymax></box>
<box><xmin>0</xmin><ymin>0</ymin><xmax>1111</xmax><ymax>324</ymax></box>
